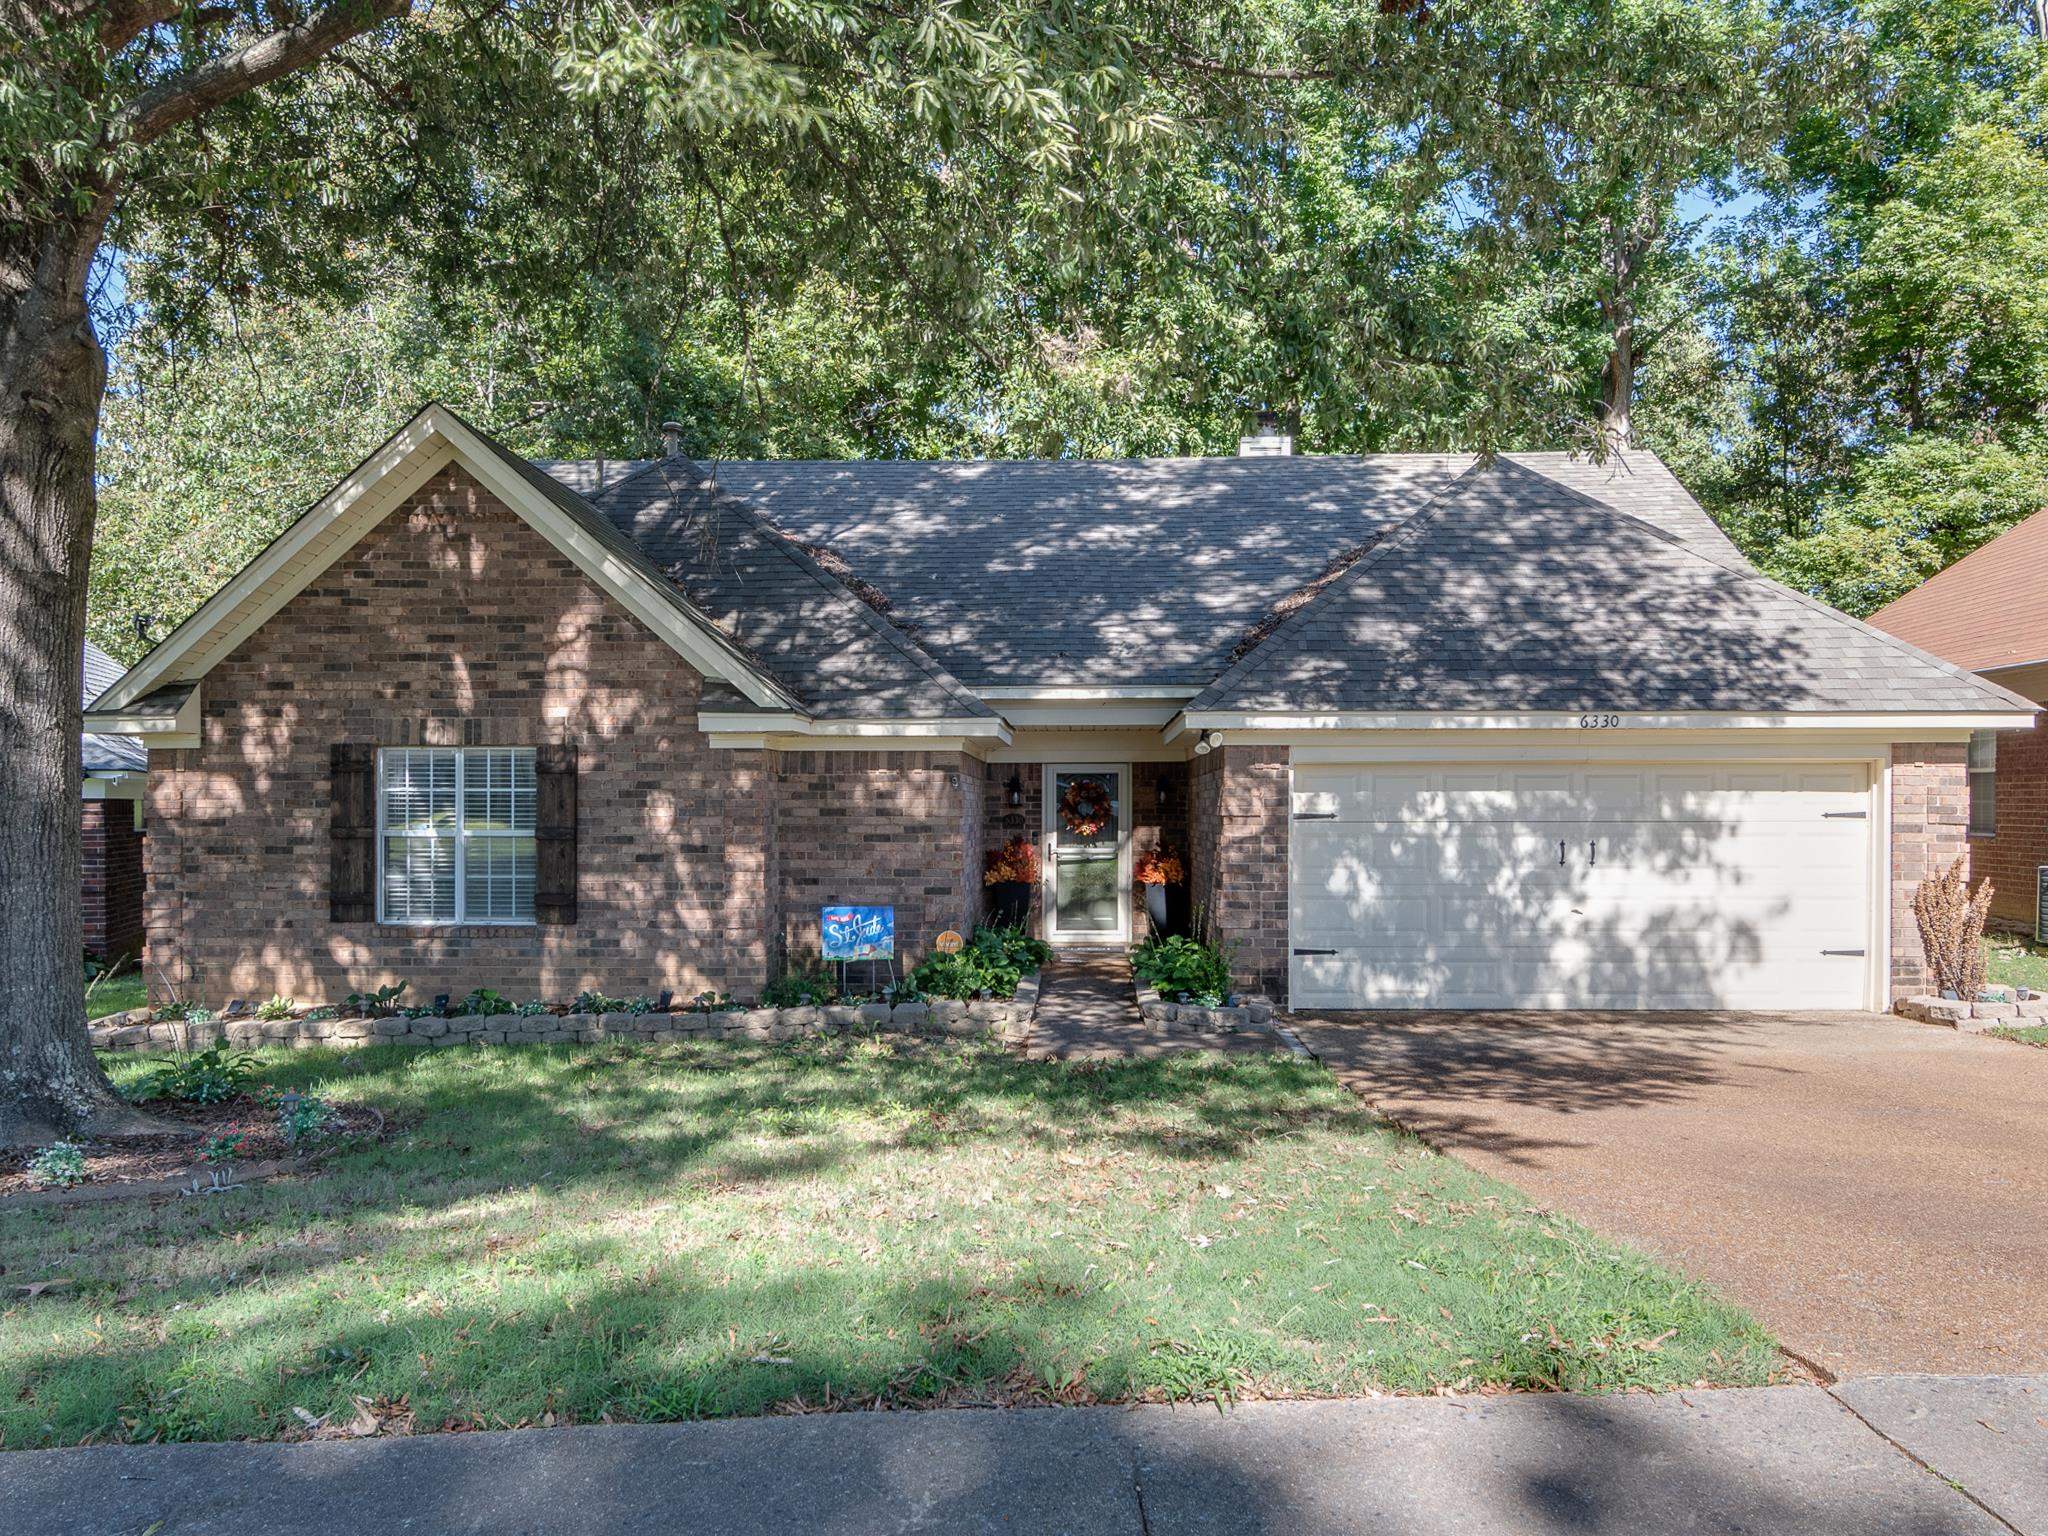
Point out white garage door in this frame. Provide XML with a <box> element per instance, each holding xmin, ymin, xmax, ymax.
<box><xmin>1289</xmin><ymin>763</ymin><xmax>1875</xmax><ymax>1010</ymax></box>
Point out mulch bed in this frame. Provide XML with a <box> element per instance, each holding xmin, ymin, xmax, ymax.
<box><xmin>0</xmin><ymin>1097</ymin><xmax>383</xmax><ymax>1203</ymax></box>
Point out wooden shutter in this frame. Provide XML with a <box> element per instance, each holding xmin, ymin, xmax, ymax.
<box><xmin>535</xmin><ymin>742</ymin><xmax>578</xmax><ymax>925</ymax></box>
<box><xmin>330</xmin><ymin>744</ymin><xmax>376</xmax><ymax>922</ymax></box>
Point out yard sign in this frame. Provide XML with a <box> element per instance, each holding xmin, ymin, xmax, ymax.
<box><xmin>822</xmin><ymin>905</ymin><xmax>895</xmax><ymax>960</ymax></box>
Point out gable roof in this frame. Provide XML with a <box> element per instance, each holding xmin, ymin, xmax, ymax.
<box><xmin>590</xmin><ymin>459</ymin><xmax>995</xmax><ymax>722</ymax></box>
<box><xmin>1868</xmin><ymin>506</ymin><xmax>2048</xmax><ymax>674</ymax></box>
<box><xmin>82</xmin><ymin>642</ymin><xmax>146</xmax><ymax>774</ymax></box>
<box><xmin>1187</xmin><ymin>458</ymin><xmax>2036</xmax><ymax>718</ymax></box>
<box><xmin>570</xmin><ymin>450</ymin><xmax>1737</xmax><ymax>691</ymax></box>
<box><xmin>90</xmin><ymin>404</ymin><xmax>804</xmax><ymax>721</ymax></box>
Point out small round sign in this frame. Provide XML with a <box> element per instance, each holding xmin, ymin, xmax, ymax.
<box><xmin>934</xmin><ymin>930</ymin><xmax>965</xmax><ymax>955</ymax></box>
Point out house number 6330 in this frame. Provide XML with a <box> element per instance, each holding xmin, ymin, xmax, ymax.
<box><xmin>1578</xmin><ymin>713</ymin><xmax>1621</xmax><ymax>729</ymax></box>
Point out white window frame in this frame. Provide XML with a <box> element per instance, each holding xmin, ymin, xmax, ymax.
<box><xmin>376</xmin><ymin>747</ymin><xmax>537</xmax><ymax>926</ymax></box>
<box><xmin>1968</xmin><ymin>730</ymin><xmax>1997</xmax><ymax>838</ymax></box>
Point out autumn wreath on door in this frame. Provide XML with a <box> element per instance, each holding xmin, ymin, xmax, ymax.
<box><xmin>1059</xmin><ymin>776</ymin><xmax>1113</xmax><ymax>838</ymax></box>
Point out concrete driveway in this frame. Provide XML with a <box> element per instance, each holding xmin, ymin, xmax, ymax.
<box><xmin>1288</xmin><ymin>1010</ymin><xmax>2048</xmax><ymax>1379</ymax></box>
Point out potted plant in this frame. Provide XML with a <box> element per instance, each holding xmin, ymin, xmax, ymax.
<box><xmin>1134</xmin><ymin>849</ymin><xmax>1188</xmax><ymax>938</ymax></box>
<box><xmin>983</xmin><ymin>834</ymin><xmax>1040</xmax><ymax>928</ymax></box>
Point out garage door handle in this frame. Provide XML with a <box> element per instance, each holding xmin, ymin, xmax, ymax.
<box><xmin>1821</xmin><ymin>948</ymin><xmax>1866</xmax><ymax>956</ymax></box>
<box><xmin>1294</xmin><ymin>812</ymin><xmax>1338</xmax><ymax>821</ymax></box>
<box><xmin>1822</xmin><ymin>811</ymin><xmax>1868</xmax><ymax>819</ymax></box>
<box><xmin>1293</xmin><ymin>947</ymin><xmax>1338</xmax><ymax>957</ymax></box>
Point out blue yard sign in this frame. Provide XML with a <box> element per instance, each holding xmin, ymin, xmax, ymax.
<box><xmin>821</xmin><ymin>905</ymin><xmax>894</xmax><ymax>960</ymax></box>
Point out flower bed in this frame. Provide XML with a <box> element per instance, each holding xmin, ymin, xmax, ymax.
<box><xmin>1895</xmin><ymin>990</ymin><xmax>2048</xmax><ymax>1032</ymax></box>
<box><xmin>89</xmin><ymin>976</ymin><xmax>1041</xmax><ymax>1055</ymax></box>
<box><xmin>1131</xmin><ymin>978</ymin><xmax>1275</xmax><ymax>1035</ymax></box>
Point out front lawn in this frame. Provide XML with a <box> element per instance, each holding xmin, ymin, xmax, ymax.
<box><xmin>1985</xmin><ymin>932</ymin><xmax>2048</xmax><ymax>994</ymax></box>
<box><xmin>1991</xmin><ymin>1025</ymin><xmax>2048</xmax><ymax>1048</ymax></box>
<box><xmin>0</xmin><ymin>1040</ymin><xmax>1777</xmax><ymax>1447</ymax></box>
<box><xmin>84</xmin><ymin>968</ymin><xmax>146</xmax><ymax>1022</ymax></box>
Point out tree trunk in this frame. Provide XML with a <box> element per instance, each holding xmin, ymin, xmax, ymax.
<box><xmin>0</xmin><ymin>210</ymin><xmax>162</xmax><ymax>1145</ymax></box>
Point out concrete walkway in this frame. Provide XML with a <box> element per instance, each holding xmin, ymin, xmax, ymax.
<box><xmin>6</xmin><ymin>1378</ymin><xmax>2042</xmax><ymax>1534</ymax></box>
<box><xmin>1025</xmin><ymin>953</ymin><xmax>1282</xmax><ymax>1061</ymax></box>
<box><xmin>1292</xmin><ymin>1009</ymin><xmax>2048</xmax><ymax>1378</ymax></box>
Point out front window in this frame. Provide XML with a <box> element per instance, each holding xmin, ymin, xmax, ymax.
<box><xmin>1968</xmin><ymin>731</ymin><xmax>1997</xmax><ymax>838</ymax></box>
<box><xmin>379</xmin><ymin>748</ymin><xmax>536</xmax><ymax>924</ymax></box>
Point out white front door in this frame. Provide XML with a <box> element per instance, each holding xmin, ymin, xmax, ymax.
<box><xmin>1043</xmin><ymin>764</ymin><xmax>1130</xmax><ymax>944</ymax></box>
<box><xmin>1289</xmin><ymin>762</ymin><xmax>1877</xmax><ymax>1010</ymax></box>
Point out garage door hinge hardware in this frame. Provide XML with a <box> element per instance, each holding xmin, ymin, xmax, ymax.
<box><xmin>1293</xmin><ymin>811</ymin><xmax>1338</xmax><ymax>821</ymax></box>
<box><xmin>1821</xmin><ymin>811</ymin><xmax>1868</xmax><ymax>819</ymax></box>
<box><xmin>1820</xmin><ymin>948</ymin><xmax>1866</xmax><ymax>956</ymax></box>
<box><xmin>1293</xmin><ymin>947</ymin><xmax>1339</xmax><ymax>956</ymax></box>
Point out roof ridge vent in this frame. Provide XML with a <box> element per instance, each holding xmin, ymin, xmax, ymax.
<box><xmin>1238</xmin><ymin>408</ymin><xmax>1292</xmax><ymax>457</ymax></box>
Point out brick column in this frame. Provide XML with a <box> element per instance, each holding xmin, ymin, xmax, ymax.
<box><xmin>1890</xmin><ymin>741</ymin><xmax>1970</xmax><ymax>1000</ymax></box>
<box><xmin>1190</xmin><ymin>746</ymin><xmax>1289</xmax><ymax>999</ymax></box>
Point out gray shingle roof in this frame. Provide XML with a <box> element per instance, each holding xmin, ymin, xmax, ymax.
<box><xmin>83</xmin><ymin>642</ymin><xmax>146</xmax><ymax>773</ymax></box>
<box><xmin>1189</xmin><ymin>458</ymin><xmax>2034</xmax><ymax>716</ymax></box>
<box><xmin>590</xmin><ymin>460</ymin><xmax>994</xmax><ymax>721</ymax></box>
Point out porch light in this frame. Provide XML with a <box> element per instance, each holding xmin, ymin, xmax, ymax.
<box><xmin>1194</xmin><ymin>731</ymin><xmax>1219</xmax><ymax>756</ymax></box>
<box><xmin>1006</xmin><ymin>770</ymin><xmax>1024</xmax><ymax>808</ymax></box>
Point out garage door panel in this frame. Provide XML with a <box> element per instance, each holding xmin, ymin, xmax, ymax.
<box><xmin>1290</xmin><ymin>763</ymin><xmax>1873</xmax><ymax>1011</ymax></box>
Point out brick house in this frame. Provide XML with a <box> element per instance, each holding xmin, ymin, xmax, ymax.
<box><xmin>86</xmin><ymin>404</ymin><xmax>2033</xmax><ymax>1012</ymax></box>
<box><xmin>1870</xmin><ymin>508</ymin><xmax>2048</xmax><ymax>936</ymax></box>
<box><xmin>82</xmin><ymin>641</ymin><xmax>147</xmax><ymax>962</ymax></box>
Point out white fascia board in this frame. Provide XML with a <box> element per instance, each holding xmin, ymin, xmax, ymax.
<box><xmin>979</xmin><ymin>685</ymin><xmax>1198</xmax><ymax>701</ymax></box>
<box><xmin>1176</xmin><ymin>709</ymin><xmax>2037</xmax><ymax>735</ymax></box>
<box><xmin>999</xmin><ymin>699</ymin><xmax>1182</xmax><ymax>728</ymax></box>
<box><xmin>82</xmin><ymin>772</ymin><xmax>147</xmax><ymax>801</ymax></box>
<box><xmin>84</xmin><ymin>684</ymin><xmax>203</xmax><ymax>744</ymax></box>
<box><xmin>93</xmin><ymin>403</ymin><xmax>796</xmax><ymax>715</ymax></box>
<box><xmin>698</xmin><ymin>712</ymin><xmax>1012</xmax><ymax>743</ymax></box>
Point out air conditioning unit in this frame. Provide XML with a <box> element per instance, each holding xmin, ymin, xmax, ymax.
<box><xmin>2037</xmin><ymin>865</ymin><xmax>2048</xmax><ymax>943</ymax></box>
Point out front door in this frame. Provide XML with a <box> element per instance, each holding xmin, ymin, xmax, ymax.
<box><xmin>1044</xmin><ymin>765</ymin><xmax>1128</xmax><ymax>944</ymax></box>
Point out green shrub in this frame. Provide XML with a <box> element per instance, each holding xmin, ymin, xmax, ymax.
<box><xmin>199</xmin><ymin>1133</ymin><xmax>248</xmax><ymax>1164</ymax></box>
<box><xmin>907</xmin><ymin>925</ymin><xmax>1049</xmax><ymax>1000</ymax></box>
<box><xmin>460</xmin><ymin>987</ymin><xmax>515</xmax><ymax>1017</ymax></box>
<box><xmin>254</xmin><ymin>994</ymin><xmax>296</xmax><ymax>1021</ymax></box>
<box><xmin>761</xmin><ymin>958</ymin><xmax>839</xmax><ymax>1008</ymax></box>
<box><xmin>515</xmin><ymin>999</ymin><xmax>550</xmax><ymax>1016</ymax></box>
<box><xmin>571</xmin><ymin>990</ymin><xmax>626</xmax><ymax>1016</ymax></box>
<box><xmin>274</xmin><ymin>1092</ymin><xmax>341</xmax><ymax>1147</ymax></box>
<box><xmin>344</xmin><ymin>982</ymin><xmax>406</xmax><ymax>1018</ymax></box>
<box><xmin>27</xmin><ymin>1141</ymin><xmax>88</xmax><ymax>1188</ymax></box>
<box><xmin>135</xmin><ymin>1045</ymin><xmax>261</xmax><ymax>1105</ymax></box>
<box><xmin>1131</xmin><ymin>935</ymin><xmax>1234</xmax><ymax>1005</ymax></box>
<box><xmin>151</xmin><ymin>999</ymin><xmax>214</xmax><ymax>1025</ymax></box>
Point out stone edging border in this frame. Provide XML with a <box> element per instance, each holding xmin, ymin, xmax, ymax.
<box><xmin>1131</xmin><ymin>978</ymin><xmax>1276</xmax><ymax>1035</ymax></box>
<box><xmin>1895</xmin><ymin>992</ymin><xmax>2048</xmax><ymax>1032</ymax></box>
<box><xmin>89</xmin><ymin>975</ymin><xmax>1040</xmax><ymax>1054</ymax></box>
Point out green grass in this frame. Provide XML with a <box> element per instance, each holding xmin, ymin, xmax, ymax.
<box><xmin>1985</xmin><ymin>932</ymin><xmax>2048</xmax><ymax>994</ymax></box>
<box><xmin>0</xmin><ymin>1039</ymin><xmax>1778</xmax><ymax>1447</ymax></box>
<box><xmin>1991</xmin><ymin>1025</ymin><xmax>2048</xmax><ymax>1048</ymax></box>
<box><xmin>84</xmin><ymin>970</ymin><xmax>146</xmax><ymax>1022</ymax></box>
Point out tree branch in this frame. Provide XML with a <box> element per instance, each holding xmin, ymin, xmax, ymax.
<box><xmin>115</xmin><ymin>0</ymin><xmax>411</xmax><ymax>150</ymax></box>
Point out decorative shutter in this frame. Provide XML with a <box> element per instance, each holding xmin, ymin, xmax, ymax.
<box><xmin>330</xmin><ymin>744</ymin><xmax>376</xmax><ymax>922</ymax></box>
<box><xmin>534</xmin><ymin>742</ymin><xmax>578</xmax><ymax>925</ymax></box>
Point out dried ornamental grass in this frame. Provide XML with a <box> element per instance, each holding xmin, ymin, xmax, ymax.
<box><xmin>1912</xmin><ymin>855</ymin><xmax>1994</xmax><ymax>999</ymax></box>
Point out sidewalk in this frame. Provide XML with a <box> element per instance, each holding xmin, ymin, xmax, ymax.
<box><xmin>6</xmin><ymin>1376</ymin><xmax>2043</xmax><ymax>1535</ymax></box>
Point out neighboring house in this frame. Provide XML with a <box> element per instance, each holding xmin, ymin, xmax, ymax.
<box><xmin>1869</xmin><ymin>508</ymin><xmax>2048</xmax><ymax>935</ymax></box>
<box><xmin>82</xmin><ymin>640</ymin><xmax>148</xmax><ymax>961</ymax></box>
<box><xmin>85</xmin><ymin>404</ymin><xmax>2033</xmax><ymax>1013</ymax></box>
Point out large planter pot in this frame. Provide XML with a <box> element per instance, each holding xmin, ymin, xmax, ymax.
<box><xmin>1142</xmin><ymin>881</ymin><xmax>1190</xmax><ymax>939</ymax></box>
<box><xmin>987</xmin><ymin>880</ymin><xmax>1031</xmax><ymax>929</ymax></box>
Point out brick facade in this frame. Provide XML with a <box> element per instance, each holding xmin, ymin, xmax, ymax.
<box><xmin>81</xmin><ymin>797</ymin><xmax>145</xmax><ymax>960</ymax></box>
<box><xmin>776</xmin><ymin>750</ymin><xmax>982</xmax><ymax>969</ymax></box>
<box><xmin>1189</xmin><ymin>746</ymin><xmax>1289</xmax><ymax>997</ymax></box>
<box><xmin>143</xmin><ymin>466</ymin><xmax>980</xmax><ymax>1007</ymax></box>
<box><xmin>1970</xmin><ymin>718</ymin><xmax>2048</xmax><ymax>934</ymax></box>
<box><xmin>1889</xmin><ymin>741</ymin><xmax>1972</xmax><ymax>1000</ymax></box>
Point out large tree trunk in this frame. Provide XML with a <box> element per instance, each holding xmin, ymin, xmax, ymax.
<box><xmin>0</xmin><ymin>210</ymin><xmax>161</xmax><ymax>1145</ymax></box>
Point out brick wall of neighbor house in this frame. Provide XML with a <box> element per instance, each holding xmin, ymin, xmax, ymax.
<box><xmin>1889</xmin><ymin>741</ymin><xmax>1972</xmax><ymax>999</ymax></box>
<box><xmin>145</xmin><ymin>464</ymin><xmax>781</xmax><ymax>1007</ymax></box>
<box><xmin>1970</xmin><ymin>718</ymin><xmax>2048</xmax><ymax>933</ymax></box>
<box><xmin>774</xmin><ymin>750</ymin><xmax>981</xmax><ymax>971</ymax></box>
<box><xmin>1189</xmin><ymin>746</ymin><xmax>1289</xmax><ymax>997</ymax></box>
<box><xmin>81</xmin><ymin>798</ymin><xmax>146</xmax><ymax>960</ymax></box>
